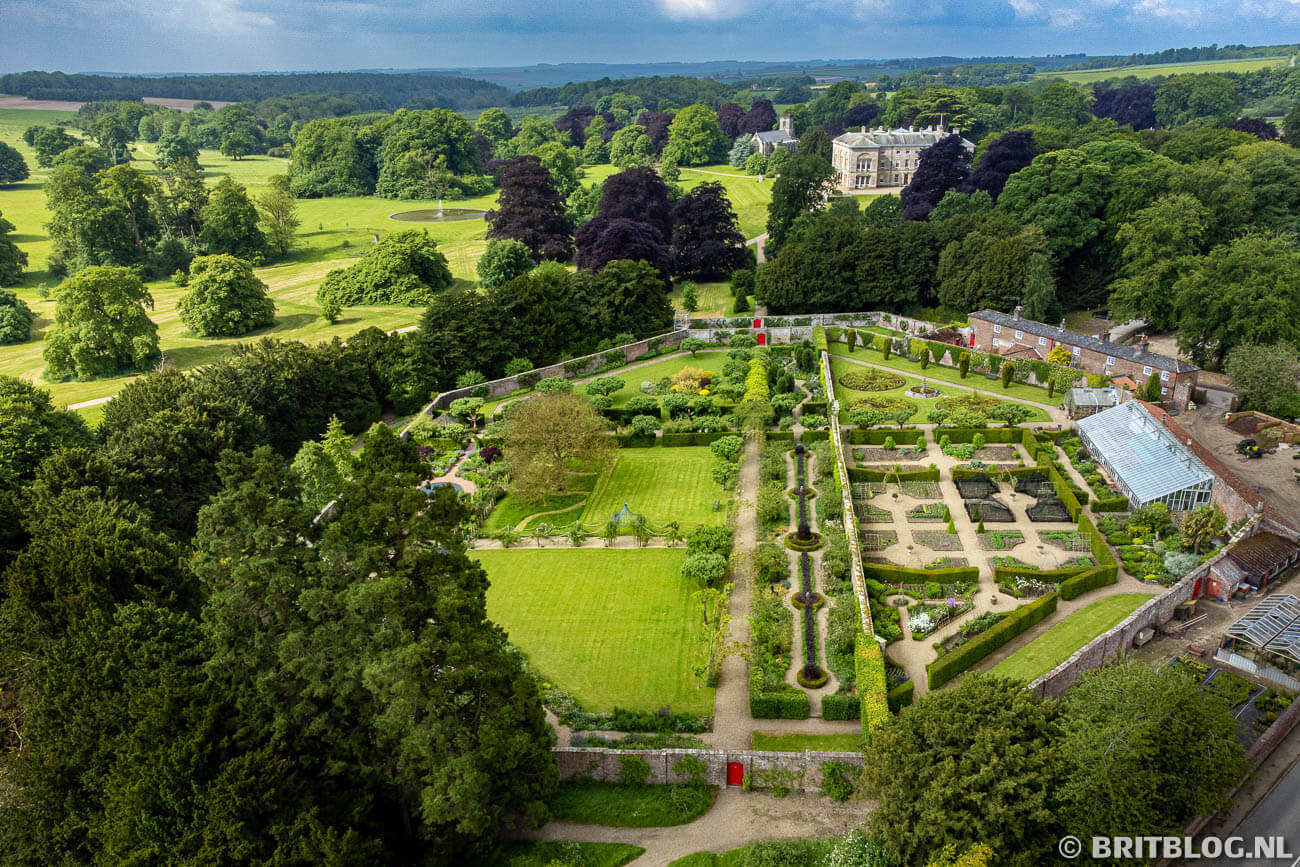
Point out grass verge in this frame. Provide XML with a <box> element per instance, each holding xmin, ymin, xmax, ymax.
<box><xmin>548</xmin><ymin>780</ymin><xmax>714</xmax><ymax>827</ymax></box>
<box><xmin>750</xmin><ymin>732</ymin><xmax>863</xmax><ymax>752</ymax></box>
<box><xmin>990</xmin><ymin>593</ymin><xmax>1155</xmax><ymax>682</ymax></box>
<box><xmin>490</xmin><ymin>841</ymin><xmax>645</xmax><ymax>867</ymax></box>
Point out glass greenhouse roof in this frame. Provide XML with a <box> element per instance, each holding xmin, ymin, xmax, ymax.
<box><xmin>1077</xmin><ymin>401</ymin><xmax>1213</xmax><ymax>504</ymax></box>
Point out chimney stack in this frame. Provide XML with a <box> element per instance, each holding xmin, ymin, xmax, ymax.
<box><xmin>1013</xmin><ymin>306</ymin><xmax>1023</xmax><ymax>320</ymax></box>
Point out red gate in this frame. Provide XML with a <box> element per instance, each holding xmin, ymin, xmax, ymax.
<box><xmin>756</xmin><ymin>333</ymin><xmax>766</xmax><ymax>346</ymax></box>
<box><xmin>726</xmin><ymin>761</ymin><xmax>744</xmax><ymax>786</ymax></box>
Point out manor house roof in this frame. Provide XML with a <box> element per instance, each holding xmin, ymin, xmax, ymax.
<box><xmin>834</xmin><ymin>127</ymin><xmax>974</xmax><ymax>149</ymax></box>
<box><xmin>970</xmin><ymin>310</ymin><xmax>1199</xmax><ymax>374</ymax></box>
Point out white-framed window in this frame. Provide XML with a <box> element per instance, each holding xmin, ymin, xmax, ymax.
<box><xmin>1105</xmin><ymin>356</ymin><xmax>1115</xmax><ymax>366</ymax></box>
<box><xmin>1161</xmin><ymin>387</ymin><xmax>1168</xmax><ymax>396</ymax></box>
<box><xmin>993</xmin><ymin>324</ymin><xmax>1002</xmax><ymax>334</ymax></box>
<box><xmin>1142</xmin><ymin>365</ymin><xmax>1152</xmax><ymax>376</ymax></box>
<box><xmin>1038</xmin><ymin>336</ymin><xmax>1047</xmax><ymax>346</ymax></box>
<box><xmin>1072</xmin><ymin>346</ymin><xmax>1080</xmax><ymax>356</ymax></box>
<box><xmin>991</xmin><ymin>337</ymin><xmax>1000</xmax><ymax>347</ymax></box>
<box><xmin>1161</xmin><ymin>371</ymin><xmax>1170</xmax><ymax>381</ymax></box>
<box><xmin>1014</xmin><ymin>329</ymin><xmax>1023</xmax><ymax>340</ymax></box>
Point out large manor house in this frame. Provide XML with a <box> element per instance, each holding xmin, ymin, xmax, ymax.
<box><xmin>830</xmin><ymin>125</ymin><xmax>975</xmax><ymax>192</ymax></box>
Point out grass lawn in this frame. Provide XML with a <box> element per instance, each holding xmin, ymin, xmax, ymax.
<box><xmin>476</xmin><ymin>548</ymin><xmax>715</xmax><ymax>715</ymax></box>
<box><xmin>670</xmin><ymin>840</ymin><xmax>838</xmax><ymax>866</ymax></box>
<box><xmin>489</xmin><ymin>841</ymin><xmax>644</xmax><ymax>867</ymax></box>
<box><xmin>1042</xmin><ymin>57</ymin><xmax>1287</xmax><ymax>83</ymax></box>
<box><xmin>481</xmin><ymin>472</ymin><xmax>599</xmax><ymax>534</ymax></box>
<box><xmin>990</xmin><ymin>593</ymin><xmax>1155</xmax><ymax>682</ymax></box>
<box><xmin>548</xmin><ymin>780</ymin><xmax>714</xmax><ymax>827</ymax></box>
<box><xmin>679</xmin><ymin>166</ymin><xmax>773</xmax><ymax>239</ymax></box>
<box><xmin>670</xmin><ymin>280</ymin><xmax>750</xmax><ymax>316</ymax></box>
<box><xmin>829</xmin><ymin>343</ymin><xmax>1061</xmax><ymax>411</ymax></box>
<box><xmin>751</xmin><ymin>732</ymin><xmax>863</xmax><ymax>752</ymax></box>
<box><xmin>581</xmin><ymin>447</ymin><xmax>727</xmax><ymax>529</ymax></box>
<box><xmin>604</xmin><ymin>351</ymin><xmax>729</xmax><ymax>408</ymax></box>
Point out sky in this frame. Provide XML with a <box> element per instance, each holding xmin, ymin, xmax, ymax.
<box><xmin>0</xmin><ymin>0</ymin><xmax>1297</xmax><ymax>75</ymax></box>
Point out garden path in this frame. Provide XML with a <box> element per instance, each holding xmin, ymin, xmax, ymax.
<box><xmin>519</xmin><ymin>787</ymin><xmax>868</xmax><ymax>866</ymax></box>
<box><xmin>423</xmin><ymin>452</ymin><xmax>479</xmax><ymax>494</ymax></box>
<box><xmin>831</xmin><ymin>353</ymin><xmax>1070</xmax><ymax>424</ymax></box>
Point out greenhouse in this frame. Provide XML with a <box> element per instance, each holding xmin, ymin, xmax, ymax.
<box><xmin>1218</xmin><ymin>594</ymin><xmax>1300</xmax><ymax>687</ymax></box>
<box><xmin>1076</xmin><ymin>401</ymin><xmax>1213</xmax><ymax>511</ymax></box>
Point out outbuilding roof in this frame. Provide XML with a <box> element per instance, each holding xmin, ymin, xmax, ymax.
<box><xmin>1076</xmin><ymin>401</ymin><xmax>1213</xmax><ymax>504</ymax></box>
<box><xmin>1228</xmin><ymin>532</ymin><xmax>1300</xmax><ymax>578</ymax></box>
<box><xmin>971</xmin><ymin>310</ymin><xmax>1198</xmax><ymax>374</ymax></box>
<box><xmin>1225</xmin><ymin>594</ymin><xmax>1300</xmax><ymax>664</ymax></box>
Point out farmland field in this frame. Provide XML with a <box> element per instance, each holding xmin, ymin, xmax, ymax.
<box><xmin>476</xmin><ymin>548</ymin><xmax>715</xmax><ymax>715</ymax></box>
<box><xmin>1041</xmin><ymin>56</ymin><xmax>1288</xmax><ymax>83</ymax></box>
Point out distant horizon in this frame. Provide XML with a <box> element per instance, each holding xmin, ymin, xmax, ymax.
<box><xmin>2</xmin><ymin>0</ymin><xmax>1297</xmax><ymax>77</ymax></box>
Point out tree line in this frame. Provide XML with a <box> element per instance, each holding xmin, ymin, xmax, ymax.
<box><xmin>0</xmin><ymin>70</ymin><xmax>511</xmax><ymax>109</ymax></box>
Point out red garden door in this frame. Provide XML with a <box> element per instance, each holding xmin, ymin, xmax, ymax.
<box><xmin>726</xmin><ymin>761</ymin><xmax>744</xmax><ymax>786</ymax></box>
<box><xmin>756</xmin><ymin>333</ymin><xmax>766</xmax><ymax>346</ymax></box>
<box><xmin>753</xmin><ymin>318</ymin><xmax>762</xmax><ymax>329</ymax></box>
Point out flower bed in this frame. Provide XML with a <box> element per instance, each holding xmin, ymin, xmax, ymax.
<box><xmin>839</xmin><ymin>369</ymin><xmax>906</xmax><ymax>392</ymax></box>
<box><xmin>905</xmin><ymin>502</ymin><xmax>949</xmax><ymax>522</ymax></box>
<box><xmin>934</xmin><ymin>611</ymin><xmax>1009</xmax><ymax>657</ymax></box>
<box><xmin>908</xmin><ymin>598</ymin><xmax>974</xmax><ymax>638</ymax></box>
<box><xmin>980</xmin><ymin>531</ymin><xmax>1025</xmax><ymax>551</ymax></box>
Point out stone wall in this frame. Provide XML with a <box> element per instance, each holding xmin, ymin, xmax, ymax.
<box><xmin>554</xmin><ymin>747</ymin><xmax>862</xmax><ymax>793</ymax></box>
<box><xmin>821</xmin><ymin>349</ymin><xmax>872</xmax><ymax>635</ymax></box>
<box><xmin>1027</xmin><ymin>558</ymin><xmax>1213</xmax><ymax>700</ymax></box>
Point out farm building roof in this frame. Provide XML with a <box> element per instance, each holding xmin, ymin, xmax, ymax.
<box><xmin>1076</xmin><ymin>401</ymin><xmax>1213</xmax><ymax>505</ymax></box>
<box><xmin>1225</xmin><ymin>594</ymin><xmax>1300</xmax><ymax>664</ymax></box>
<box><xmin>1227</xmin><ymin>532</ymin><xmax>1300</xmax><ymax>578</ymax></box>
<box><xmin>970</xmin><ymin>310</ymin><xmax>1199</xmax><ymax>374</ymax></box>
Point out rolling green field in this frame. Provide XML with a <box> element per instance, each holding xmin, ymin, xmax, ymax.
<box><xmin>990</xmin><ymin>593</ymin><xmax>1155</xmax><ymax>682</ymax></box>
<box><xmin>1041</xmin><ymin>57</ymin><xmax>1288</xmax><ymax>83</ymax></box>
<box><xmin>581</xmin><ymin>446</ymin><xmax>727</xmax><ymax>529</ymax></box>
<box><xmin>476</xmin><ymin>548</ymin><xmax>715</xmax><ymax>715</ymax></box>
<box><xmin>828</xmin><ymin>352</ymin><xmax>1053</xmax><ymax>423</ymax></box>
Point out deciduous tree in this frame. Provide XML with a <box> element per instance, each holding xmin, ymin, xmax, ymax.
<box><xmin>178</xmin><ymin>254</ymin><xmax>276</xmax><ymax>337</ymax></box>
<box><xmin>43</xmin><ymin>265</ymin><xmax>160</xmax><ymax>380</ymax></box>
<box><xmin>505</xmin><ymin>392</ymin><xmax>614</xmax><ymax>501</ymax></box>
<box><xmin>765</xmin><ymin>153</ymin><xmax>836</xmax><ymax>253</ymax></box>
<box><xmin>485</xmin><ymin>155</ymin><xmax>574</xmax><ymax>262</ymax></box>
<box><xmin>317</xmin><ymin>230</ymin><xmax>452</xmax><ymax>308</ymax></box>
<box><xmin>671</xmin><ymin>180</ymin><xmax>747</xmax><ymax>281</ymax></box>
<box><xmin>0</xmin><ymin>210</ymin><xmax>28</xmax><ymax>286</ymax></box>
<box><xmin>199</xmin><ymin>177</ymin><xmax>269</xmax><ymax>262</ymax></box>
<box><xmin>0</xmin><ymin>141</ymin><xmax>30</xmax><ymax>184</ymax></box>
<box><xmin>255</xmin><ymin>173</ymin><xmax>300</xmax><ymax>256</ymax></box>
<box><xmin>1224</xmin><ymin>342</ymin><xmax>1300</xmax><ymax>417</ymax></box>
<box><xmin>476</xmin><ymin>238</ymin><xmax>534</xmax><ymax>288</ymax></box>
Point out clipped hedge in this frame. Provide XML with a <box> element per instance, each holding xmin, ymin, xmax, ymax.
<box><xmin>848</xmin><ymin>466</ymin><xmax>940</xmax><ymax>483</ymax></box>
<box><xmin>1060</xmin><ymin>514</ymin><xmax>1119</xmax><ymax>600</ymax></box>
<box><xmin>856</xmin><ymin>638</ymin><xmax>891</xmax><ymax>737</ymax></box>
<box><xmin>749</xmin><ymin>670</ymin><xmax>811</xmax><ymax>719</ymax></box>
<box><xmin>950</xmin><ymin>466</ymin><xmax>1042</xmax><ymax>481</ymax></box>
<box><xmin>767</xmin><ymin>431</ymin><xmax>796</xmax><ymax>443</ymax></box>
<box><xmin>1060</xmin><ymin>567</ymin><xmax>1115</xmax><ymax>600</ymax></box>
<box><xmin>863</xmin><ymin>563</ymin><xmax>980</xmax><ymax>587</ymax></box>
<box><xmin>1092</xmin><ymin>496</ymin><xmax>1131</xmax><ymax>513</ymax></box>
<box><xmin>812</xmin><ymin>326</ymin><xmax>828</xmax><ymax>352</ymax></box>
<box><xmin>887</xmin><ymin>681</ymin><xmax>915</xmax><ymax>713</ymax></box>
<box><xmin>992</xmin><ymin>564</ymin><xmax>1087</xmax><ymax>585</ymax></box>
<box><xmin>662</xmin><ymin>431</ymin><xmax>735</xmax><ymax>447</ymax></box>
<box><xmin>799</xmin><ymin>430</ymin><xmax>831</xmax><ymax>444</ymax></box>
<box><xmin>802</xmin><ymin>400</ymin><xmax>828</xmax><ymax>416</ymax></box>
<box><xmin>603</xmin><ymin>406</ymin><xmax>658</xmax><ymax>424</ymax></box>
<box><xmin>846</xmin><ymin>428</ymin><xmax>925</xmax><ymax>446</ymax></box>
<box><xmin>926</xmin><ymin>592</ymin><xmax>1059</xmax><ymax>690</ymax></box>
<box><xmin>821</xmin><ymin>693</ymin><xmax>861</xmax><ymax>721</ymax></box>
<box><xmin>940</xmin><ymin>427</ymin><xmax>1024</xmax><ymax>444</ymax></box>
<box><xmin>615</xmin><ymin>434</ymin><xmax>657</xmax><ymax>448</ymax></box>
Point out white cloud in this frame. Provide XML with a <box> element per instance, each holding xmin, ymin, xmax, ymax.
<box><xmin>1129</xmin><ymin>0</ymin><xmax>1199</xmax><ymax>22</ymax></box>
<box><xmin>658</xmin><ymin>0</ymin><xmax>746</xmax><ymax>20</ymax></box>
<box><xmin>1008</xmin><ymin>0</ymin><xmax>1040</xmax><ymax>17</ymax></box>
<box><xmin>1239</xmin><ymin>0</ymin><xmax>1300</xmax><ymax>22</ymax></box>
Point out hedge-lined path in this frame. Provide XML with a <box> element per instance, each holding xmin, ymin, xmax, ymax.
<box><xmin>701</xmin><ymin>434</ymin><xmax>861</xmax><ymax>748</ymax></box>
<box><xmin>519</xmin><ymin>788</ymin><xmax>868</xmax><ymax>867</ymax></box>
<box><xmin>830</xmin><ymin>353</ymin><xmax>1070</xmax><ymax>425</ymax></box>
<box><xmin>485</xmin><ymin>349</ymin><xmax>703</xmax><ymax>419</ymax></box>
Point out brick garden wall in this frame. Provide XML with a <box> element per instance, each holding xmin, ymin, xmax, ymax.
<box><xmin>554</xmin><ymin>747</ymin><xmax>862</xmax><ymax>793</ymax></box>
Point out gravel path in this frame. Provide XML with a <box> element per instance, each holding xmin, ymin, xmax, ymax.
<box><xmin>522</xmin><ymin>788</ymin><xmax>869</xmax><ymax>866</ymax></box>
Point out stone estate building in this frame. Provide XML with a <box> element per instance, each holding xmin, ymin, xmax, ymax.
<box><xmin>831</xmin><ymin>125</ymin><xmax>974</xmax><ymax>192</ymax></box>
<box><xmin>968</xmin><ymin>309</ymin><xmax>1200</xmax><ymax>409</ymax></box>
<box><xmin>750</xmin><ymin>114</ymin><xmax>798</xmax><ymax>157</ymax></box>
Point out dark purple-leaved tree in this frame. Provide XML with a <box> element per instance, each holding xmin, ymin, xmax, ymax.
<box><xmin>1229</xmin><ymin>117</ymin><xmax>1279</xmax><ymax>140</ymax></box>
<box><xmin>636</xmin><ymin>110</ymin><xmax>675</xmax><ymax>154</ymax></box>
<box><xmin>598</xmin><ymin>167</ymin><xmax>673</xmax><ymax>241</ymax></box>
<box><xmin>471</xmin><ymin>130</ymin><xmax>494</xmax><ymax>169</ymax></box>
<box><xmin>717</xmin><ymin>102</ymin><xmax>745</xmax><ymax>139</ymax></box>
<box><xmin>485</xmin><ymin>155</ymin><xmax>574</xmax><ymax>262</ymax></box>
<box><xmin>959</xmin><ymin>130</ymin><xmax>1036</xmax><ymax>201</ymax></box>
<box><xmin>554</xmin><ymin>106</ymin><xmax>597</xmax><ymax>146</ymax></box>
<box><xmin>1092</xmin><ymin>85</ymin><xmax>1158</xmax><ymax>130</ymax></box>
<box><xmin>670</xmin><ymin>181</ymin><xmax>748</xmax><ymax>281</ymax></box>
<box><xmin>901</xmin><ymin>134</ymin><xmax>972</xmax><ymax>222</ymax></box>
<box><xmin>738</xmin><ymin>100</ymin><xmax>778</xmax><ymax>135</ymax></box>
<box><xmin>574</xmin><ymin>217</ymin><xmax>672</xmax><ymax>280</ymax></box>
<box><xmin>842</xmin><ymin>103</ymin><xmax>881</xmax><ymax>131</ymax></box>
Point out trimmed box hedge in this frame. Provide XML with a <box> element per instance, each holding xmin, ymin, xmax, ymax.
<box><xmin>661</xmin><ymin>431</ymin><xmax>735</xmax><ymax>447</ymax></box>
<box><xmin>926</xmin><ymin>592</ymin><xmax>1059</xmax><ymax>690</ymax></box>
<box><xmin>813</xmin><ymin>327</ymin><xmax>828</xmax><ymax>352</ymax></box>
<box><xmin>1059</xmin><ymin>514</ymin><xmax>1119</xmax><ymax>600</ymax></box>
<box><xmin>802</xmin><ymin>400</ymin><xmax>829</xmax><ymax>416</ymax></box>
<box><xmin>1091</xmin><ymin>496</ymin><xmax>1131</xmax><ymax>513</ymax></box>
<box><xmin>767</xmin><ymin>431</ymin><xmax>796</xmax><ymax>443</ymax></box>
<box><xmin>846</xmin><ymin>428</ymin><xmax>925</xmax><ymax>446</ymax></box>
<box><xmin>821</xmin><ymin>693</ymin><xmax>861</xmax><ymax>721</ymax></box>
<box><xmin>603</xmin><ymin>407</ymin><xmax>657</xmax><ymax>424</ymax></box>
<box><xmin>950</xmin><ymin>466</ymin><xmax>1042</xmax><ymax>481</ymax></box>
<box><xmin>615</xmin><ymin>434</ymin><xmax>657</xmax><ymax>448</ymax></box>
<box><xmin>864</xmin><ymin>563</ymin><xmax>980</xmax><ymax>586</ymax></box>
<box><xmin>941</xmin><ymin>427</ymin><xmax>1024</xmax><ymax>444</ymax></box>
<box><xmin>887</xmin><ymin>681</ymin><xmax>915</xmax><ymax>713</ymax></box>
<box><xmin>799</xmin><ymin>430</ymin><xmax>831</xmax><ymax>444</ymax></box>
<box><xmin>857</xmin><ymin>638</ymin><xmax>891</xmax><ymax>737</ymax></box>
<box><xmin>749</xmin><ymin>669</ymin><xmax>811</xmax><ymax>719</ymax></box>
<box><xmin>847</xmin><ymin>466</ymin><xmax>940</xmax><ymax>483</ymax></box>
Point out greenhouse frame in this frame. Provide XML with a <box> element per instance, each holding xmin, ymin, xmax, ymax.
<box><xmin>1076</xmin><ymin>401</ymin><xmax>1213</xmax><ymax>511</ymax></box>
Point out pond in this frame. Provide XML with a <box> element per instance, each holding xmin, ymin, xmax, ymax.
<box><xmin>389</xmin><ymin>208</ymin><xmax>487</xmax><ymax>223</ymax></box>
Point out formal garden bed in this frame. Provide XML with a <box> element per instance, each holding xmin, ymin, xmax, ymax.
<box><xmin>934</xmin><ymin>611</ymin><xmax>1009</xmax><ymax>657</ymax></box>
<box><xmin>913</xmin><ymin>530</ymin><xmax>963</xmax><ymax>551</ymax></box>
<box><xmin>908</xmin><ymin>597</ymin><xmax>976</xmax><ymax>639</ymax></box>
<box><xmin>839</xmin><ymin>369</ymin><xmax>906</xmax><ymax>392</ymax></box>
<box><xmin>905</xmin><ymin>502</ymin><xmax>949</xmax><ymax>522</ymax></box>
<box><xmin>855</xmin><ymin>446</ymin><xmax>926</xmax><ymax>463</ymax></box>
<box><xmin>997</xmin><ymin>573</ymin><xmax>1058</xmax><ymax>598</ymax></box>
<box><xmin>860</xmin><ymin>530</ymin><xmax>900</xmax><ymax>551</ymax></box>
<box><xmin>979</xmin><ymin>530</ymin><xmax>1026</xmax><ymax>551</ymax></box>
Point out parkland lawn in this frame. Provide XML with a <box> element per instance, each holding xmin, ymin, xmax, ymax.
<box><xmin>990</xmin><ymin>593</ymin><xmax>1155</xmax><ymax>682</ymax></box>
<box><xmin>580</xmin><ymin>446</ymin><xmax>728</xmax><ymax>529</ymax></box>
<box><xmin>476</xmin><ymin>548</ymin><xmax>714</xmax><ymax>716</ymax></box>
